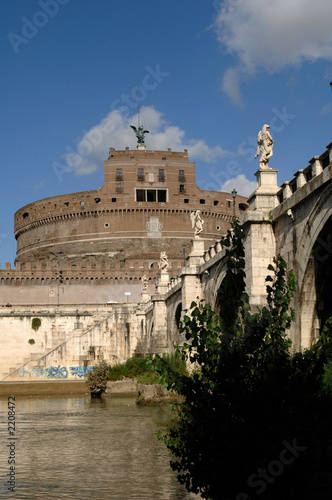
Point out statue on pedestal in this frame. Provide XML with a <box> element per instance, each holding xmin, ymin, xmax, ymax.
<box><xmin>190</xmin><ymin>210</ymin><xmax>204</xmax><ymax>237</ymax></box>
<box><xmin>255</xmin><ymin>124</ymin><xmax>274</xmax><ymax>169</ymax></box>
<box><xmin>142</xmin><ymin>275</ymin><xmax>148</xmax><ymax>291</ymax></box>
<box><xmin>159</xmin><ymin>251</ymin><xmax>169</xmax><ymax>272</ymax></box>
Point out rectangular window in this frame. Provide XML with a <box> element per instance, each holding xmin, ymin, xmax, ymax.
<box><xmin>227</xmin><ymin>200</ymin><xmax>231</xmax><ymax>208</ymax></box>
<box><xmin>116</xmin><ymin>168</ymin><xmax>123</xmax><ymax>180</ymax></box>
<box><xmin>135</xmin><ymin>188</ymin><xmax>168</xmax><ymax>202</ymax></box>
<box><xmin>147</xmin><ymin>190</ymin><xmax>156</xmax><ymax>202</ymax></box>
<box><xmin>179</xmin><ymin>170</ymin><xmax>185</xmax><ymax>181</ymax></box>
<box><xmin>116</xmin><ymin>183</ymin><xmax>123</xmax><ymax>193</ymax></box>
<box><xmin>179</xmin><ymin>185</ymin><xmax>185</xmax><ymax>193</ymax></box>
<box><xmin>158</xmin><ymin>169</ymin><xmax>165</xmax><ymax>181</ymax></box>
<box><xmin>136</xmin><ymin>189</ymin><xmax>146</xmax><ymax>202</ymax></box>
<box><xmin>138</xmin><ymin>168</ymin><xmax>144</xmax><ymax>180</ymax></box>
<box><xmin>157</xmin><ymin>190</ymin><xmax>167</xmax><ymax>202</ymax></box>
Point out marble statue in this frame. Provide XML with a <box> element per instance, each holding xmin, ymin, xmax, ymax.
<box><xmin>159</xmin><ymin>251</ymin><xmax>169</xmax><ymax>272</ymax></box>
<box><xmin>190</xmin><ymin>210</ymin><xmax>204</xmax><ymax>237</ymax></box>
<box><xmin>142</xmin><ymin>275</ymin><xmax>148</xmax><ymax>291</ymax></box>
<box><xmin>255</xmin><ymin>124</ymin><xmax>274</xmax><ymax>169</ymax></box>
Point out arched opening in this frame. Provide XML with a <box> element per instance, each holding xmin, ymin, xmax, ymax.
<box><xmin>175</xmin><ymin>302</ymin><xmax>182</xmax><ymax>330</ymax></box>
<box><xmin>300</xmin><ymin>215</ymin><xmax>332</xmax><ymax>346</ymax></box>
<box><xmin>313</xmin><ymin>215</ymin><xmax>332</xmax><ymax>333</ymax></box>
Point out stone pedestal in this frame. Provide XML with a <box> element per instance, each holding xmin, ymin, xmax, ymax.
<box><xmin>248</xmin><ymin>169</ymin><xmax>280</xmax><ymax>211</ymax></box>
<box><xmin>156</xmin><ymin>271</ymin><xmax>170</xmax><ymax>294</ymax></box>
<box><xmin>140</xmin><ymin>291</ymin><xmax>150</xmax><ymax>303</ymax></box>
<box><xmin>188</xmin><ymin>238</ymin><xmax>205</xmax><ymax>266</ymax></box>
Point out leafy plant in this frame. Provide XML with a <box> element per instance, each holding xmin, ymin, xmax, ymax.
<box><xmin>152</xmin><ymin>220</ymin><xmax>332</xmax><ymax>500</ymax></box>
<box><xmin>86</xmin><ymin>360</ymin><xmax>109</xmax><ymax>397</ymax></box>
<box><xmin>31</xmin><ymin>317</ymin><xmax>41</xmax><ymax>331</ymax></box>
<box><xmin>108</xmin><ymin>354</ymin><xmax>187</xmax><ymax>384</ymax></box>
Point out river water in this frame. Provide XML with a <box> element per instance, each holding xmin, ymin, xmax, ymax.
<box><xmin>0</xmin><ymin>394</ymin><xmax>201</xmax><ymax>499</ymax></box>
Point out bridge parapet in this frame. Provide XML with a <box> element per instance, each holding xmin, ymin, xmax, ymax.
<box><xmin>277</xmin><ymin>142</ymin><xmax>332</xmax><ymax>206</ymax></box>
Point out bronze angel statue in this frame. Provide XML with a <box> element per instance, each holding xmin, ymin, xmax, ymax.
<box><xmin>130</xmin><ymin>125</ymin><xmax>149</xmax><ymax>145</ymax></box>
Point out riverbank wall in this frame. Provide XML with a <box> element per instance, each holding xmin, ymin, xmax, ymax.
<box><xmin>0</xmin><ymin>304</ymin><xmax>143</xmax><ymax>382</ymax></box>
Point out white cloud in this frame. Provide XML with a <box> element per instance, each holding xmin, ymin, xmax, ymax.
<box><xmin>221</xmin><ymin>67</ymin><xmax>245</xmax><ymax>107</ymax></box>
<box><xmin>214</xmin><ymin>0</ymin><xmax>332</xmax><ymax>103</ymax></box>
<box><xmin>220</xmin><ymin>175</ymin><xmax>256</xmax><ymax>198</ymax></box>
<box><xmin>320</xmin><ymin>102</ymin><xmax>331</xmax><ymax>115</ymax></box>
<box><xmin>63</xmin><ymin>107</ymin><xmax>228</xmax><ymax>176</ymax></box>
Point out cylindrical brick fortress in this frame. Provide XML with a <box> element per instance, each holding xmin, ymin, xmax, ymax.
<box><xmin>14</xmin><ymin>148</ymin><xmax>249</xmax><ymax>277</ymax></box>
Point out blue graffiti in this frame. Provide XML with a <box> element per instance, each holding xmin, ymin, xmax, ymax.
<box><xmin>18</xmin><ymin>365</ymin><xmax>94</xmax><ymax>379</ymax></box>
<box><xmin>18</xmin><ymin>367</ymin><xmax>29</xmax><ymax>378</ymax></box>
<box><xmin>46</xmin><ymin>366</ymin><xmax>68</xmax><ymax>379</ymax></box>
<box><xmin>31</xmin><ymin>367</ymin><xmax>45</xmax><ymax>377</ymax></box>
<box><xmin>69</xmin><ymin>366</ymin><xmax>93</xmax><ymax>378</ymax></box>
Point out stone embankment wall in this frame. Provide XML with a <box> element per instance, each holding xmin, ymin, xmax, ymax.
<box><xmin>0</xmin><ymin>304</ymin><xmax>141</xmax><ymax>382</ymax></box>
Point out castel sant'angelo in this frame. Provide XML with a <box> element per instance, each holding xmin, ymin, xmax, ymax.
<box><xmin>1</xmin><ymin>121</ymin><xmax>330</xmax><ymax>382</ymax></box>
<box><xmin>2</xmin><ymin>127</ymin><xmax>248</xmax><ymax>305</ymax></box>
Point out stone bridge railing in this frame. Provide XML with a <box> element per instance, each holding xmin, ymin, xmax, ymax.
<box><xmin>277</xmin><ymin>142</ymin><xmax>332</xmax><ymax>204</ymax></box>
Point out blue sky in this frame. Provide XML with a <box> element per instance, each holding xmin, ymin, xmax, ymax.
<box><xmin>1</xmin><ymin>0</ymin><xmax>331</xmax><ymax>266</ymax></box>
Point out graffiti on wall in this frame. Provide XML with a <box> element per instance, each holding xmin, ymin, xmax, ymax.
<box><xmin>18</xmin><ymin>365</ymin><xmax>93</xmax><ymax>379</ymax></box>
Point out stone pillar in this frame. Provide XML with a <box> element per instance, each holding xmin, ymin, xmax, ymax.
<box><xmin>295</xmin><ymin>169</ymin><xmax>306</xmax><ymax>189</ymax></box>
<box><xmin>179</xmin><ymin>238</ymin><xmax>205</xmax><ymax>311</ymax></box>
<box><xmin>242</xmin><ymin>168</ymin><xmax>279</xmax><ymax>308</ymax></box>
<box><xmin>181</xmin><ymin>269</ymin><xmax>203</xmax><ymax>311</ymax></box>
<box><xmin>309</xmin><ymin>156</ymin><xmax>323</xmax><ymax>177</ymax></box>
<box><xmin>281</xmin><ymin>181</ymin><xmax>292</xmax><ymax>200</ymax></box>
<box><xmin>150</xmin><ymin>295</ymin><xmax>168</xmax><ymax>349</ymax></box>
<box><xmin>242</xmin><ymin>215</ymin><xmax>276</xmax><ymax>308</ymax></box>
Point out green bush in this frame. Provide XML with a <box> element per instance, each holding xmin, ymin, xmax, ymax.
<box><xmin>152</xmin><ymin>220</ymin><xmax>332</xmax><ymax>500</ymax></box>
<box><xmin>108</xmin><ymin>354</ymin><xmax>187</xmax><ymax>384</ymax></box>
<box><xmin>86</xmin><ymin>360</ymin><xmax>109</xmax><ymax>397</ymax></box>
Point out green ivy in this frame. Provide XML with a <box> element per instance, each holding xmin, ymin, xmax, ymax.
<box><xmin>31</xmin><ymin>317</ymin><xmax>41</xmax><ymax>331</ymax></box>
